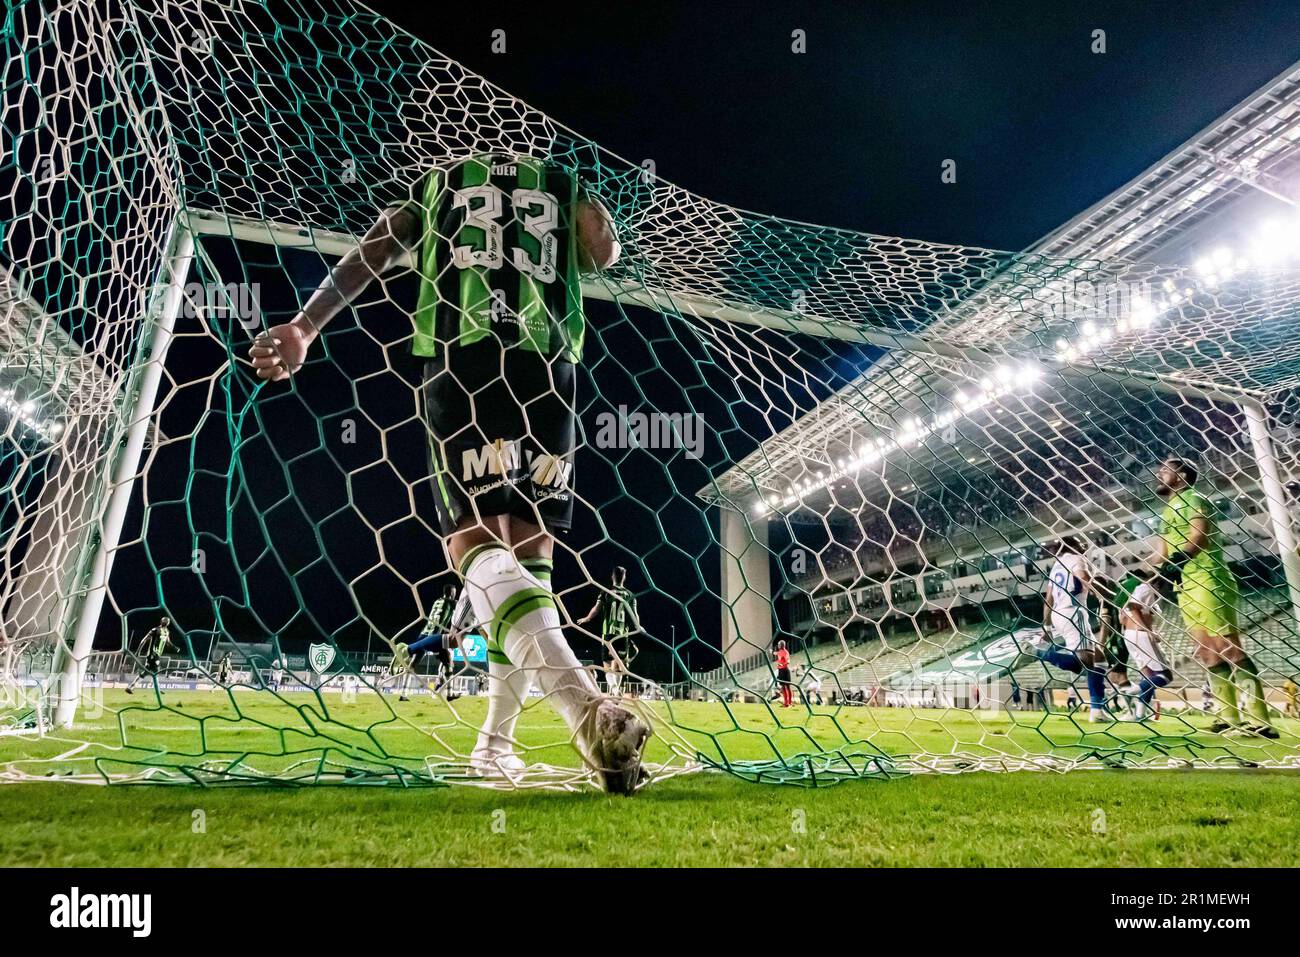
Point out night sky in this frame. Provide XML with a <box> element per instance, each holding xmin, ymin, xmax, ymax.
<box><xmin>77</xmin><ymin>1</ymin><xmax>1300</xmax><ymax>678</ymax></box>
<box><xmin>365</xmin><ymin>0</ymin><xmax>1300</xmax><ymax>249</ymax></box>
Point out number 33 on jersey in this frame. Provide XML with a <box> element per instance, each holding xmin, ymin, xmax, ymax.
<box><xmin>409</xmin><ymin>154</ymin><xmax>587</xmax><ymax>362</ymax></box>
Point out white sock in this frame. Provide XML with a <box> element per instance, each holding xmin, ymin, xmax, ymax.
<box><xmin>476</xmin><ymin>658</ymin><xmax>531</xmax><ymax>755</ymax></box>
<box><xmin>462</xmin><ymin>546</ymin><xmax>602</xmax><ymax>758</ymax></box>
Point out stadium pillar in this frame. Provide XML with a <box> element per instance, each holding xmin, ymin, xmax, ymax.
<box><xmin>720</xmin><ymin>509</ymin><xmax>772</xmax><ymax>664</ymax></box>
<box><xmin>0</xmin><ymin>417</ymin><xmax>104</xmax><ymax>658</ymax></box>
<box><xmin>1242</xmin><ymin>399</ymin><xmax>1300</xmax><ymax>630</ymax></box>
<box><xmin>52</xmin><ymin>225</ymin><xmax>194</xmax><ymax>727</ymax></box>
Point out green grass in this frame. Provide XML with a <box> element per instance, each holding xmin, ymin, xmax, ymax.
<box><xmin>3</xmin><ymin>689</ymin><xmax>1300</xmax><ymax>865</ymax></box>
<box><xmin>5</xmin><ymin>767</ymin><xmax>1300</xmax><ymax>866</ymax></box>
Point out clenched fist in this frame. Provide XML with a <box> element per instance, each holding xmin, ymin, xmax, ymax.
<box><xmin>248</xmin><ymin>322</ymin><xmax>315</xmax><ymax>382</ymax></box>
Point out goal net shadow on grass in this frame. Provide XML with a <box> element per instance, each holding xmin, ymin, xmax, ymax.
<box><xmin>2</xmin><ymin>0</ymin><xmax>1300</xmax><ymax>791</ymax></box>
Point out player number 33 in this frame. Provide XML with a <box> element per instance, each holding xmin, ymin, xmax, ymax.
<box><xmin>451</xmin><ymin>184</ymin><xmax>559</xmax><ymax>282</ymax></box>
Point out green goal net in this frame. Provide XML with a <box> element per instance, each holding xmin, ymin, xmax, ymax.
<box><xmin>3</xmin><ymin>0</ymin><xmax>1300</xmax><ymax>789</ymax></box>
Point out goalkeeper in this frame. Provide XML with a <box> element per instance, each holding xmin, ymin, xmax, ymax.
<box><xmin>249</xmin><ymin>153</ymin><xmax>648</xmax><ymax>792</ymax></box>
<box><xmin>1150</xmin><ymin>457</ymin><xmax>1276</xmax><ymax>738</ymax></box>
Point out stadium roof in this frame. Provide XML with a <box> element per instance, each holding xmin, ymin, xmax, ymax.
<box><xmin>0</xmin><ymin>264</ymin><xmax>115</xmax><ymax>432</ymax></box>
<box><xmin>700</xmin><ymin>57</ymin><xmax>1300</xmax><ymax>516</ymax></box>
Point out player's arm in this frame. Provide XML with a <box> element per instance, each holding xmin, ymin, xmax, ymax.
<box><xmin>577</xmin><ymin>595</ymin><xmax>603</xmax><ymax>627</ymax></box>
<box><xmin>1041</xmin><ymin>585</ymin><xmax>1054</xmax><ymax>637</ymax></box>
<box><xmin>248</xmin><ymin>205</ymin><xmax>421</xmax><ymax>381</ymax></box>
<box><xmin>1132</xmin><ymin>599</ymin><xmax>1154</xmax><ymax>634</ymax></box>
<box><xmin>1157</xmin><ymin>512</ymin><xmax>1206</xmax><ymax>585</ymax></box>
<box><xmin>575</xmin><ymin>196</ymin><xmax>620</xmax><ymax>273</ymax></box>
<box><xmin>1182</xmin><ymin>515</ymin><xmax>1210</xmax><ymax>559</ymax></box>
<box><xmin>1076</xmin><ymin>562</ymin><xmax>1092</xmax><ymax>598</ymax></box>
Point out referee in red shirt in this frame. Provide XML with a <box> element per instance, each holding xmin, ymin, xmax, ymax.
<box><xmin>774</xmin><ymin>640</ymin><xmax>793</xmax><ymax>708</ymax></box>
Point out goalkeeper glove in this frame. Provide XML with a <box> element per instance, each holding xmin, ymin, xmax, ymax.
<box><xmin>1154</xmin><ymin>550</ymin><xmax>1191</xmax><ymax>597</ymax></box>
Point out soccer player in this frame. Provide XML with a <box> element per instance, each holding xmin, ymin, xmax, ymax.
<box><xmin>394</xmin><ymin>584</ymin><xmax>461</xmax><ymax>699</ymax></box>
<box><xmin>577</xmin><ymin>567</ymin><xmax>640</xmax><ymax>698</ymax></box>
<box><xmin>1150</xmin><ymin>458</ymin><xmax>1276</xmax><ymax>738</ymax></box>
<box><xmin>773</xmin><ymin>640</ymin><xmax>793</xmax><ymax>708</ymax></box>
<box><xmin>125</xmin><ymin>617</ymin><xmax>177</xmax><ymax>694</ymax></box>
<box><xmin>248</xmin><ymin>153</ymin><xmax>647</xmax><ymax>792</ymax></box>
<box><xmin>1087</xmin><ymin>544</ymin><xmax>1131</xmax><ymax>707</ymax></box>
<box><xmin>800</xmin><ymin>667</ymin><xmax>824</xmax><ymax>706</ymax></box>
<box><xmin>1118</xmin><ymin>567</ymin><xmax>1171</xmax><ymax>721</ymax></box>
<box><xmin>215</xmin><ymin>652</ymin><xmax>233</xmax><ymax>688</ymax></box>
<box><xmin>1033</xmin><ymin>537</ymin><xmax>1109</xmax><ymax>722</ymax></box>
<box><xmin>270</xmin><ymin>659</ymin><xmax>285</xmax><ymax>691</ymax></box>
<box><xmin>603</xmin><ymin>653</ymin><xmax>625</xmax><ymax>698</ymax></box>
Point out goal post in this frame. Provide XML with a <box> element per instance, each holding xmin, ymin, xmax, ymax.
<box><xmin>52</xmin><ymin>223</ymin><xmax>195</xmax><ymax>727</ymax></box>
<box><xmin>1242</xmin><ymin>398</ymin><xmax>1300</xmax><ymax>630</ymax></box>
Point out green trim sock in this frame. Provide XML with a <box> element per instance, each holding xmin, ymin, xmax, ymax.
<box><xmin>463</xmin><ymin>547</ymin><xmax>600</xmax><ymax>765</ymax></box>
<box><xmin>521</xmin><ymin>557</ymin><xmax>553</xmax><ymax>586</ymax></box>
<box><xmin>457</xmin><ymin>542</ymin><xmax>502</xmax><ymax>578</ymax></box>
<box><xmin>1233</xmin><ymin>656</ymin><xmax>1272</xmax><ymax>727</ymax></box>
<box><xmin>479</xmin><ymin>558</ymin><xmax>551</xmax><ymax>753</ymax></box>
<box><xmin>1208</xmin><ymin>662</ymin><xmax>1240</xmax><ymax>726</ymax></box>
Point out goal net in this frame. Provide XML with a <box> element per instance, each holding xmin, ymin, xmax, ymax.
<box><xmin>3</xmin><ymin>0</ymin><xmax>1300</xmax><ymax>788</ymax></box>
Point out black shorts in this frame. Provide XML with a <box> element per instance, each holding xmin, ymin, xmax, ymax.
<box><xmin>421</xmin><ymin>345</ymin><xmax>576</xmax><ymax>536</ymax></box>
<box><xmin>145</xmin><ymin>653</ymin><xmax>161</xmax><ymax>674</ymax></box>
<box><xmin>777</xmin><ymin>668</ymin><xmax>792</xmax><ymax>686</ymax></box>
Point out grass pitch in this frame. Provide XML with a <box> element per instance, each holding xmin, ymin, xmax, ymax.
<box><xmin>3</xmin><ymin>688</ymin><xmax>1300</xmax><ymax>866</ymax></box>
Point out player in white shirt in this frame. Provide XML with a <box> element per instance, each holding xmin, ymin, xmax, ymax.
<box><xmin>1033</xmin><ymin>536</ymin><xmax>1109</xmax><ymax>722</ymax></box>
<box><xmin>800</xmin><ymin>668</ymin><xmax>824</xmax><ymax>706</ymax></box>
<box><xmin>1047</xmin><ymin>542</ymin><xmax>1093</xmax><ymax>651</ymax></box>
<box><xmin>1120</xmin><ymin>568</ymin><xmax>1171</xmax><ymax>720</ymax></box>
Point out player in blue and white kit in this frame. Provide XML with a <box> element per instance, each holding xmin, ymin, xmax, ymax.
<box><xmin>1032</xmin><ymin>537</ymin><xmax>1109</xmax><ymax>722</ymax></box>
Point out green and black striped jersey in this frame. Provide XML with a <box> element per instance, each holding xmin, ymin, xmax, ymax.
<box><xmin>409</xmin><ymin>154</ymin><xmax>587</xmax><ymax>363</ymax></box>
<box><xmin>423</xmin><ymin>595</ymin><xmax>455</xmax><ymax>635</ymax></box>
<box><xmin>597</xmin><ymin>586</ymin><xmax>638</xmax><ymax>639</ymax></box>
<box><xmin>141</xmin><ymin>624</ymin><xmax>171</xmax><ymax>656</ymax></box>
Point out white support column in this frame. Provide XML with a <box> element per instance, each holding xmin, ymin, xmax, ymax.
<box><xmin>52</xmin><ymin>226</ymin><xmax>194</xmax><ymax>727</ymax></box>
<box><xmin>1242</xmin><ymin>399</ymin><xmax>1300</xmax><ymax>630</ymax></box>
<box><xmin>719</xmin><ymin>508</ymin><xmax>772</xmax><ymax>665</ymax></box>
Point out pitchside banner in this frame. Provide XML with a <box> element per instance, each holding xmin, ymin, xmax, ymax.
<box><xmin>902</xmin><ymin>628</ymin><xmax>1034</xmax><ymax>684</ymax></box>
<box><xmin>453</xmin><ymin>633</ymin><xmax>488</xmax><ymax>663</ymax></box>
